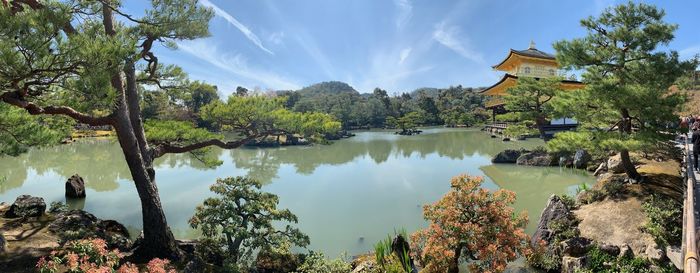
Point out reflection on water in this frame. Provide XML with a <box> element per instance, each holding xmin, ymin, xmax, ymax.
<box><xmin>0</xmin><ymin>128</ymin><xmax>594</xmax><ymax>257</ymax></box>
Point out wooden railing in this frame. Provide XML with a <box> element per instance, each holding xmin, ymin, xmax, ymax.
<box><xmin>682</xmin><ymin>134</ymin><xmax>699</xmax><ymax>272</ymax></box>
<box><xmin>484</xmin><ymin>122</ymin><xmax>509</xmax><ymax>129</ymax></box>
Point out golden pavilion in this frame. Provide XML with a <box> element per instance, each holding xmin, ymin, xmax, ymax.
<box><xmin>482</xmin><ymin>41</ymin><xmax>585</xmax><ymax>136</ymax></box>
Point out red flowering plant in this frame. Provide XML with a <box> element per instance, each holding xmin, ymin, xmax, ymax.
<box><xmin>411</xmin><ymin>175</ymin><xmax>531</xmax><ymax>273</ymax></box>
<box><xmin>36</xmin><ymin>238</ymin><xmax>177</xmax><ymax>273</ymax></box>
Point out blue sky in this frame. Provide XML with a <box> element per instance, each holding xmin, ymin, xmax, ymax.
<box><xmin>135</xmin><ymin>0</ymin><xmax>699</xmax><ymax>95</ymax></box>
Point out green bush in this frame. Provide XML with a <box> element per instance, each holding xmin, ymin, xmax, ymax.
<box><xmin>560</xmin><ymin>194</ymin><xmax>577</xmax><ymax>209</ymax></box>
<box><xmin>642</xmin><ymin>194</ymin><xmax>682</xmax><ymax>247</ymax></box>
<box><xmin>293</xmin><ymin>252</ymin><xmax>351</xmax><ymax>273</ymax></box>
<box><xmin>579</xmin><ymin>245</ymin><xmax>678</xmax><ymax>273</ymax></box>
<box><xmin>602</xmin><ymin>180</ymin><xmax>626</xmax><ymax>198</ymax></box>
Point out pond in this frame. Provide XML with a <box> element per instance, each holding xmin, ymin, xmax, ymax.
<box><xmin>0</xmin><ymin>128</ymin><xmax>595</xmax><ymax>258</ymax></box>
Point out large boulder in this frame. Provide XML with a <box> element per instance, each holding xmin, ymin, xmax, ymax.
<box><xmin>493</xmin><ymin>149</ymin><xmax>528</xmax><ymax>163</ymax></box>
<box><xmin>560</xmin><ymin>237</ymin><xmax>592</xmax><ymax>257</ymax></box>
<box><xmin>573</xmin><ymin>149</ymin><xmax>592</xmax><ymax>169</ymax></box>
<box><xmin>48</xmin><ymin>210</ymin><xmax>131</xmax><ymax>251</ymax></box>
<box><xmin>517</xmin><ymin>151</ymin><xmax>555</xmax><ymax>166</ymax></box>
<box><xmin>532</xmin><ymin>195</ymin><xmax>570</xmax><ymax>246</ymax></box>
<box><xmin>4</xmin><ymin>195</ymin><xmax>46</xmax><ymax>218</ymax></box>
<box><xmin>561</xmin><ymin>255</ymin><xmax>587</xmax><ymax>273</ymax></box>
<box><xmin>607</xmin><ymin>154</ymin><xmax>625</xmax><ymax>173</ymax></box>
<box><xmin>65</xmin><ymin>174</ymin><xmax>86</xmax><ymax>198</ymax></box>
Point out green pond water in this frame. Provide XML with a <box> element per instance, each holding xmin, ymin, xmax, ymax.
<box><xmin>0</xmin><ymin>128</ymin><xmax>594</xmax><ymax>258</ymax></box>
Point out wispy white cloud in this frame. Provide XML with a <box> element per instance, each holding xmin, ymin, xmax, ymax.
<box><xmin>176</xmin><ymin>40</ymin><xmax>301</xmax><ymax>91</ymax></box>
<box><xmin>680</xmin><ymin>45</ymin><xmax>700</xmax><ymax>60</ymax></box>
<box><xmin>394</xmin><ymin>0</ymin><xmax>413</xmax><ymax>28</ymax></box>
<box><xmin>398</xmin><ymin>48</ymin><xmax>412</xmax><ymax>65</ymax></box>
<box><xmin>199</xmin><ymin>0</ymin><xmax>274</xmax><ymax>55</ymax></box>
<box><xmin>267</xmin><ymin>31</ymin><xmax>285</xmax><ymax>45</ymax></box>
<box><xmin>432</xmin><ymin>22</ymin><xmax>484</xmax><ymax>64</ymax></box>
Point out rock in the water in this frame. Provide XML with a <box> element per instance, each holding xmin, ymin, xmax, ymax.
<box><xmin>560</xmin><ymin>237</ymin><xmax>592</xmax><ymax>257</ymax></box>
<box><xmin>593</xmin><ymin>162</ymin><xmax>608</xmax><ymax>176</ymax></box>
<box><xmin>493</xmin><ymin>149</ymin><xmax>527</xmax><ymax>163</ymax></box>
<box><xmin>65</xmin><ymin>174</ymin><xmax>86</xmax><ymax>198</ymax></box>
<box><xmin>532</xmin><ymin>195</ymin><xmax>570</xmax><ymax>246</ymax></box>
<box><xmin>49</xmin><ymin>210</ymin><xmax>131</xmax><ymax>251</ymax></box>
<box><xmin>573</xmin><ymin>149</ymin><xmax>592</xmax><ymax>169</ymax></box>
<box><xmin>517</xmin><ymin>151</ymin><xmax>555</xmax><ymax>166</ymax></box>
<box><xmin>561</xmin><ymin>255</ymin><xmax>587</xmax><ymax>273</ymax></box>
<box><xmin>5</xmin><ymin>195</ymin><xmax>46</xmax><ymax>218</ymax></box>
<box><xmin>607</xmin><ymin>154</ymin><xmax>625</xmax><ymax>173</ymax></box>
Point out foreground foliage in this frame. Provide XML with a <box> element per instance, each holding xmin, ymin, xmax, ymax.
<box><xmin>576</xmin><ymin>245</ymin><xmax>677</xmax><ymax>273</ymax></box>
<box><xmin>36</xmin><ymin>238</ymin><xmax>175</xmax><ymax>273</ymax></box>
<box><xmin>641</xmin><ymin>194</ymin><xmax>682</xmax><ymax>248</ymax></box>
<box><xmin>293</xmin><ymin>252</ymin><xmax>352</xmax><ymax>273</ymax></box>
<box><xmin>189</xmin><ymin>177</ymin><xmax>310</xmax><ymax>271</ymax></box>
<box><xmin>411</xmin><ymin>175</ymin><xmax>530</xmax><ymax>273</ymax></box>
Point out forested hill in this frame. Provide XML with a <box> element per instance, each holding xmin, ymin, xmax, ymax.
<box><xmin>296</xmin><ymin>81</ymin><xmax>359</xmax><ymax>96</ymax></box>
<box><xmin>275</xmin><ymin>81</ymin><xmax>490</xmax><ymax>130</ymax></box>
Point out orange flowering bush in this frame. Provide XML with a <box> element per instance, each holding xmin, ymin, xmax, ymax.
<box><xmin>36</xmin><ymin>238</ymin><xmax>177</xmax><ymax>273</ymax></box>
<box><xmin>411</xmin><ymin>175</ymin><xmax>530</xmax><ymax>273</ymax></box>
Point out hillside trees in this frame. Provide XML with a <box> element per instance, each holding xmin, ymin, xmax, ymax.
<box><xmin>0</xmin><ymin>0</ymin><xmax>337</xmax><ymax>260</ymax></box>
<box><xmin>550</xmin><ymin>1</ymin><xmax>698</xmax><ymax>180</ymax></box>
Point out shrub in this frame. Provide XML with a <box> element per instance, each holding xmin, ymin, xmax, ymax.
<box><xmin>525</xmin><ymin>239</ymin><xmax>560</xmax><ymax>271</ymax></box>
<box><xmin>189</xmin><ymin>177</ymin><xmax>309</xmax><ymax>270</ymax></box>
<box><xmin>560</xmin><ymin>194</ymin><xmax>577</xmax><ymax>209</ymax></box>
<box><xmin>642</xmin><ymin>194</ymin><xmax>682</xmax><ymax>247</ymax></box>
<box><xmin>36</xmin><ymin>238</ymin><xmax>175</xmax><ymax>273</ymax></box>
<box><xmin>577</xmin><ymin>245</ymin><xmax>678</xmax><ymax>273</ymax></box>
<box><xmin>293</xmin><ymin>252</ymin><xmax>351</xmax><ymax>273</ymax></box>
<box><xmin>602</xmin><ymin>180</ymin><xmax>626</xmax><ymax>198</ymax></box>
<box><xmin>411</xmin><ymin>175</ymin><xmax>529</xmax><ymax>273</ymax></box>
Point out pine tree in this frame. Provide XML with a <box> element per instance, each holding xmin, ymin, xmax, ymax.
<box><xmin>550</xmin><ymin>1</ymin><xmax>698</xmax><ymax>180</ymax></box>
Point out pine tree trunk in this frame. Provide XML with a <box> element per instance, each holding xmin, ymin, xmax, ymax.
<box><xmin>535</xmin><ymin>115</ymin><xmax>547</xmax><ymax>139</ymax></box>
<box><xmin>113</xmin><ymin>111</ymin><xmax>181</xmax><ymax>260</ymax></box>
<box><xmin>620</xmin><ymin>149</ymin><xmax>640</xmax><ymax>181</ymax></box>
<box><xmin>620</xmin><ymin>109</ymin><xmax>641</xmax><ymax>180</ymax></box>
<box><xmin>101</xmin><ymin>4</ymin><xmax>179</xmax><ymax>260</ymax></box>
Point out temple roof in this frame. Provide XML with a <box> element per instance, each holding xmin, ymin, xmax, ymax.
<box><xmin>481</xmin><ymin>73</ymin><xmax>585</xmax><ymax>108</ymax></box>
<box><xmin>492</xmin><ymin>42</ymin><xmax>557</xmax><ymax>70</ymax></box>
<box><xmin>511</xmin><ymin>48</ymin><xmax>555</xmax><ymax>60</ymax></box>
